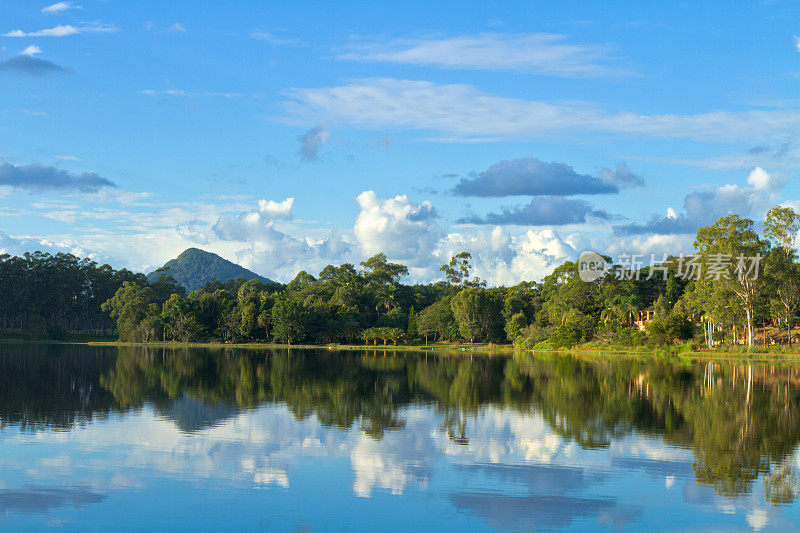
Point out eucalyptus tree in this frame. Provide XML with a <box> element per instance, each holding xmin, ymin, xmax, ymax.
<box><xmin>763</xmin><ymin>205</ymin><xmax>800</xmax><ymax>345</ymax></box>
<box><xmin>694</xmin><ymin>215</ymin><xmax>767</xmax><ymax>346</ymax></box>
<box><xmin>440</xmin><ymin>251</ymin><xmax>485</xmax><ymax>287</ymax></box>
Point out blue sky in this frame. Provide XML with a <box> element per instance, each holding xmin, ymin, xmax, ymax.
<box><xmin>1</xmin><ymin>0</ymin><xmax>799</xmax><ymax>283</ymax></box>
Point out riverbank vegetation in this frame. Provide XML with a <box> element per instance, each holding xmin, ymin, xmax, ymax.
<box><xmin>5</xmin><ymin>206</ymin><xmax>800</xmax><ymax>352</ymax></box>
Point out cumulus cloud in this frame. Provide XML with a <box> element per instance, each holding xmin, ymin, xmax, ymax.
<box><xmin>614</xmin><ymin>167</ymin><xmax>781</xmax><ymax>235</ymax></box>
<box><xmin>605</xmin><ymin>233</ymin><xmax>695</xmax><ymax>261</ymax></box>
<box><xmin>2</xmin><ymin>187</ymin><xmax>607</xmax><ymax>285</ymax></box>
<box><xmin>4</xmin><ymin>23</ymin><xmax>116</xmax><ymax>38</ymax></box>
<box><xmin>452</xmin><ymin>156</ymin><xmax>626</xmax><ymax>197</ymax></box>
<box><xmin>337</xmin><ymin>33</ymin><xmax>630</xmax><ymax>78</ymax></box>
<box><xmin>209</xmin><ymin>197</ymin><xmax>356</xmax><ymax>280</ymax></box>
<box><xmin>212</xmin><ymin>197</ymin><xmax>294</xmax><ymax>241</ymax></box>
<box><xmin>297</xmin><ymin>126</ymin><xmax>330</xmax><ymax>161</ymax></box>
<box><xmin>354</xmin><ymin>190</ymin><xmax>440</xmax><ymax>263</ymax></box>
<box><xmin>795</xmin><ymin>36</ymin><xmax>800</xmax><ymax>52</ymax></box>
<box><xmin>0</xmin><ymin>163</ymin><xmax>115</xmax><ymax>192</ymax></box>
<box><xmin>434</xmin><ymin>227</ymin><xmax>579</xmax><ymax>285</ymax></box>
<box><xmin>0</xmin><ymin>54</ymin><xmax>67</xmax><ymax>76</ymax></box>
<box><xmin>284</xmin><ymin>78</ymin><xmax>800</xmax><ymax>143</ymax></box>
<box><xmin>459</xmin><ymin>197</ymin><xmax>610</xmax><ymax>226</ymax></box>
<box><xmin>41</xmin><ymin>2</ymin><xmax>82</xmax><ymax>14</ymax></box>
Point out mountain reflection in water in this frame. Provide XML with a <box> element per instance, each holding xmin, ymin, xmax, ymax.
<box><xmin>1</xmin><ymin>343</ymin><xmax>800</xmax><ymax>531</ymax></box>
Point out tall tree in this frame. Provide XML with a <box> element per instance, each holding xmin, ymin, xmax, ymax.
<box><xmin>440</xmin><ymin>251</ymin><xmax>485</xmax><ymax>287</ymax></box>
<box><xmin>694</xmin><ymin>215</ymin><xmax>767</xmax><ymax>346</ymax></box>
<box><xmin>763</xmin><ymin>205</ymin><xmax>800</xmax><ymax>345</ymax></box>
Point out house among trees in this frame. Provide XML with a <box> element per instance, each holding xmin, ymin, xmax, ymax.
<box><xmin>635</xmin><ymin>309</ymin><xmax>656</xmax><ymax>332</ymax></box>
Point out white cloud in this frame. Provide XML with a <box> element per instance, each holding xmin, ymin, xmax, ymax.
<box><xmin>433</xmin><ymin>226</ymin><xmax>579</xmax><ymax>285</ymax></box>
<box><xmin>145</xmin><ymin>22</ymin><xmax>187</xmax><ymax>34</ymax></box>
<box><xmin>41</xmin><ymin>2</ymin><xmax>82</xmax><ymax>14</ymax></box>
<box><xmin>249</xmin><ymin>31</ymin><xmax>301</xmax><ymax>46</ymax></box>
<box><xmin>0</xmin><ymin>229</ymin><xmax>92</xmax><ymax>259</ymax></box>
<box><xmin>338</xmin><ymin>33</ymin><xmax>630</xmax><ymax>78</ymax></box>
<box><xmin>605</xmin><ymin>233</ymin><xmax>695</xmax><ymax>261</ymax></box>
<box><xmin>745</xmin><ymin>166</ymin><xmax>776</xmax><ymax>190</ymax></box>
<box><xmin>210</xmin><ymin>198</ymin><xmax>353</xmax><ymax>281</ymax></box>
<box><xmin>795</xmin><ymin>36</ymin><xmax>800</xmax><ymax>52</ymax></box>
<box><xmin>257</xmin><ymin>197</ymin><xmax>294</xmax><ymax>219</ymax></box>
<box><xmin>212</xmin><ymin>197</ymin><xmax>294</xmax><ymax>241</ymax></box>
<box><xmin>4</xmin><ymin>23</ymin><xmax>116</xmax><ymax>38</ymax></box>
<box><xmin>22</xmin><ymin>44</ymin><xmax>42</xmax><ymax>56</ymax></box>
<box><xmin>1</xmin><ymin>189</ymin><xmax>606</xmax><ymax>285</ymax></box>
<box><xmin>354</xmin><ymin>190</ymin><xmax>440</xmax><ymax>265</ymax></box>
<box><xmin>284</xmin><ymin>78</ymin><xmax>800</xmax><ymax>143</ymax></box>
<box><xmin>140</xmin><ymin>88</ymin><xmax>190</xmax><ymax>97</ymax></box>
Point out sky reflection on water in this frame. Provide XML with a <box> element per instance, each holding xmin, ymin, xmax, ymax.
<box><xmin>1</xmin><ymin>344</ymin><xmax>800</xmax><ymax>532</ymax></box>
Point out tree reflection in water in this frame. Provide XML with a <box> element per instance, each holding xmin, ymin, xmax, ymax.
<box><xmin>1</xmin><ymin>342</ymin><xmax>799</xmax><ymax>503</ymax></box>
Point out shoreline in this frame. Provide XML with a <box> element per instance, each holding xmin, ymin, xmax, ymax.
<box><xmin>5</xmin><ymin>337</ymin><xmax>800</xmax><ymax>361</ymax></box>
<box><xmin>78</xmin><ymin>340</ymin><xmax>800</xmax><ymax>361</ymax></box>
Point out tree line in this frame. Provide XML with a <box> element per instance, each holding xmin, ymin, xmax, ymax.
<box><xmin>0</xmin><ymin>251</ymin><xmax>183</xmax><ymax>338</ymax></box>
<box><xmin>5</xmin><ymin>204</ymin><xmax>800</xmax><ymax>348</ymax></box>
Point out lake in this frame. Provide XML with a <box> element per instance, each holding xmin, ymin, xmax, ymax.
<box><xmin>1</xmin><ymin>343</ymin><xmax>800</xmax><ymax>531</ymax></box>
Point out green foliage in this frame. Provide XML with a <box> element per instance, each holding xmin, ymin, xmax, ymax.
<box><xmin>549</xmin><ymin>309</ymin><xmax>596</xmax><ymax>348</ymax></box>
<box><xmin>0</xmin><ymin>251</ymin><xmax>147</xmax><ymax>338</ymax></box>
<box><xmin>271</xmin><ymin>297</ymin><xmax>307</xmax><ymax>344</ymax></box>
<box><xmin>504</xmin><ymin>311</ymin><xmax>527</xmax><ymax>342</ymax></box>
<box><xmin>450</xmin><ymin>287</ymin><xmax>503</xmax><ymax>343</ymax></box>
<box><xmin>694</xmin><ymin>214</ymin><xmax>768</xmax><ymax>346</ymax></box>
<box><xmin>361</xmin><ymin>326</ymin><xmax>405</xmax><ymax>346</ymax></box>
<box><xmin>646</xmin><ymin>312</ymin><xmax>695</xmax><ymax>345</ymax></box>
<box><xmin>514</xmin><ymin>324</ymin><xmax>553</xmax><ymax>349</ymax></box>
<box><xmin>101</xmin><ymin>281</ymin><xmax>158</xmax><ymax>342</ymax></box>
<box><xmin>610</xmin><ymin>325</ymin><xmax>646</xmax><ymax>346</ymax></box>
<box><xmin>407</xmin><ymin>306</ymin><xmax>419</xmax><ymax>340</ymax></box>
<box><xmin>418</xmin><ymin>297</ymin><xmax>459</xmax><ymax>342</ymax></box>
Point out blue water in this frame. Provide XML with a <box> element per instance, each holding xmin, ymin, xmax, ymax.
<box><xmin>1</xmin><ymin>344</ymin><xmax>799</xmax><ymax>531</ymax></box>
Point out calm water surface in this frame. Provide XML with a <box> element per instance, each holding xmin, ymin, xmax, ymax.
<box><xmin>2</xmin><ymin>343</ymin><xmax>800</xmax><ymax>531</ymax></box>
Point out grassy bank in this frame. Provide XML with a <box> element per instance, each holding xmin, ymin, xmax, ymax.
<box><xmin>85</xmin><ymin>340</ymin><xmax>516</xmax><ymax>353</ymax></box>
<box><xmin>5</xmin><ymin>335</ymin><xmax>800</xmax><ymax>362</ymax></box>
<box><xmin>80</xmin><ymin>339</ymin><xmax>800</xmax><ymax>360</ymax></box>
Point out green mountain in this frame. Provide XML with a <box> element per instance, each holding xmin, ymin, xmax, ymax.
<box><xmin>147</xmin><ymin>248</ymin><xmax>273</xmax><ymax>292</ymax></box>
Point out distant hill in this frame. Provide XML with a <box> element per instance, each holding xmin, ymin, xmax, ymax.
<box><xmin>146</xmin><ymin>248</ymin><xmax>273</xmax><ymax>293</ymax></box>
